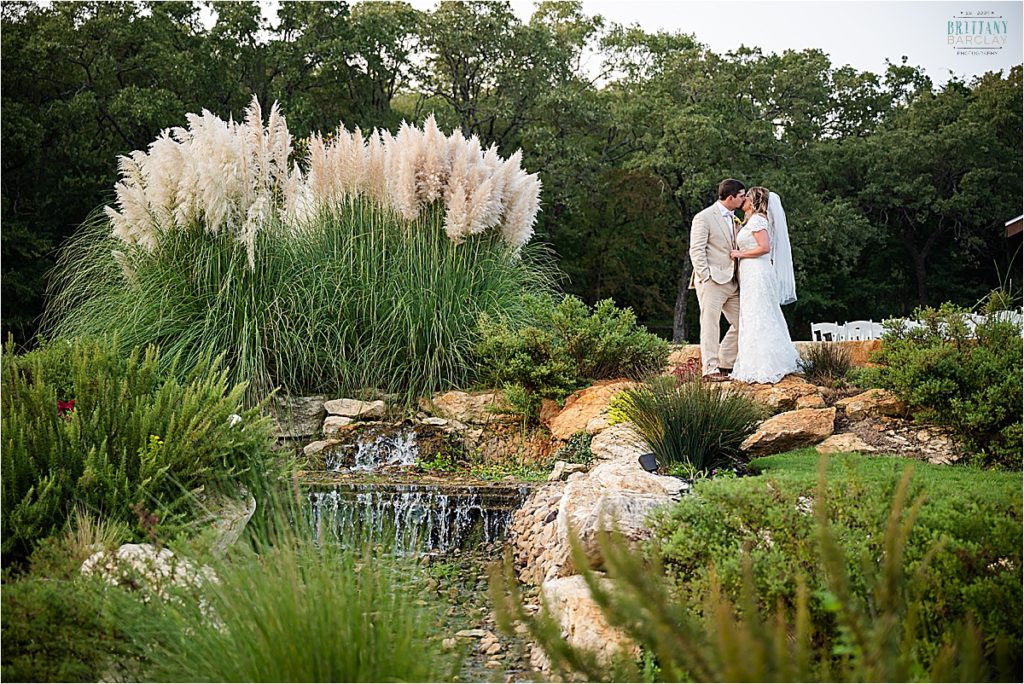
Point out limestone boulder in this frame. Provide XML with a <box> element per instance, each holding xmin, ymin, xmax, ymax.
<box><xmin>548</xmin><ymin>461</ymin><xmax>590</xmax><ymax>482</ymax></box>
<box><xmin>324</xmin><ymin>398</ymin><xmax>386</xmax><ymax>419</ymax></box>
<box><xmin>795</xmin><ymin>394</ymin><xmax>827</xmax><ymax>409</ymax></box>
<box><xmin>589</xmin><ymin>422</ymin><xmax>649</xmax><ymax>462</ymax></box>
<box><xmin>420</xmin><ymin>390</ymin><xmax>514</xmax><ymax>424</ymax></box>
<box><xmin>303</xmin><ymin>439</ymin><xmax>341</xmax><ymax>457</ymax></box>
<box><xmin>741</xmin><ymin>407</ymin><xmax>836</xmax><ymax>455</ymax></box>
<box><xmin>724</xmin><ymin>374</ymin><xmax>823</xmax><ymax>413</ymax></box>
<box><xmin>793</xmin><ymin>340</ymin><xmax>882</xmax><ymax>367</ymax></box>
<box><xmin>749</xmin><ymin>375</ymin><xmax>823</xmax><ymax>412</ymax></box>
<box><xmin>556</xmin><ymin>458</ymin><xmax>687</xmax><ymax>573</ymax></box>
<box><xmin>547</xmin><ymin>380</ymin><xmax>635</xmax><ymax>441</ymax></box>
<box><xmin>322</xmin><ymin>415</ymin><xmax>355</xmax><ymax>437</ymax></box>
<box><xmin>272</xmin><ymin>394</ymin><xmax>330</xmax><ymax>439</ymax></box>
<box><xmin>816</xmin><ymin>433</ymin><xmax>879</xmax><ymax>454</ymax></box>
<box><xmin>836</xmin><ymin>389</ymin><xmax>906</xmax><ymax>420</ymax></box>
<box><xmin>540</xmin><ymin>575</ymin><xmax>639</xmax><ymax>667</ymax></box>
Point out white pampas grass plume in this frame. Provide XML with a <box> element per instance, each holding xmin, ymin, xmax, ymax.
<box><xmin>104</xmin><ymin>97</ymin><xmax>542</xmax><ymax>262</ymax></box>
<box><xmin>365</xmin><ymin>130</ymin><xmax>388</xmax><ymax>204</ymax></box>
<box><xmin>416</xmin><ymin>114</ymin><xmax>450</xmax><ymax>204</ymax></box>
<box><xmin>385</xmin><ymin>121</ymin><xmax>422</xmax><ymax>221</ymax></box>
<box><xmin>501</xmin><ymin>170</ymin><xmax>542</xmax><ymax>249</ymax></box>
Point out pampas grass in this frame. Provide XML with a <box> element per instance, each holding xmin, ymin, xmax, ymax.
<box><xmin>103</xmin><ymin>97</ymin><xmax>542</xmax><ymax>256</ymax></box>
<box><xmin>47</xmin><ymin>98</ymin><xmax>554</xmax><ymax>404</ymax></box>
<box><xmin>46</xmin><ymin>202</ymin><xmax>556</xmax><ymax>406</ymax></box>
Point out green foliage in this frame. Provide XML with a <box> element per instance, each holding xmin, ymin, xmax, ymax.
<box><xmin>492</xmin><ymin>455</ymin><xmax>1020</xmax><ymax>682</ymax></box>
<box><xmin>1</xmin><ymin>574</ymin><xmax>151</xmax><ymax>682</ymax></box>
<box><xmin>476</xmin><ymin>294</ymin><xmax>669</xmax><ymax>399</ymax></box>
<box><xmin>649</xmin><ymin>451</ymin><xmax>1022</xmax><ymax>675</ymax></box>
<box><xmin>149</xmin><ymin>517</ymin><xmax>459</xmax><ymax>682</ymax></box>
<box><xmin>46</xmin><ymin>202</ymin><xmax>555</xmax><ymax>406</ymax></box>
<box><xmin>0</xmin><ymin>337</ymin><xmax>274</xmax><ymax>566</ymax></box>
<box><xmin>501</xmin><ymin>382</ymin><xmax>543</xmax><ymax>426</ymax></box>
<box><xmin>863</xmin><ymin>302</ymin><xmax>1023</xmax><ymax>468</ymax></box>
<box><xmin>553</xmin><ymin>431</ymin><xmax>594</xmax><ymax>467</ymax></box>
<box><xmin>615</xmin><ymin>376</ymin><xmax>764</xmax><ymax>473</ymax></box>
<box><xmin>800</xmin><ymin>342</ymin><xmax>853</xmax><ymax>388</ymax></box>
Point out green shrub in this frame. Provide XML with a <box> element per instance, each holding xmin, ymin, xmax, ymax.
<box><xmin>475</xmin><ymin>294</ymin><xmax>669</xmax><ymax>400</ymax></box>
<box><xmin>501</xmin><ymin>381</ymin><xmax>543</xmax><ymax>425</ymax></box>
<box><xmin>1</xmin><ymin>337</ymin><xmax>274</xmax><ymax>567</ymax></box>
<box><xmin>553</xmin><ymin>432</ymin><xmax>594</xmax><ymax>466</ymax></box>
<box><xmin>615</xmin><ymin>376</ymin><xmax>763</xmax><ymax>474</ymax></box>
<box><xmin>799</xmin><ymin>342</ymin><xmax>853</xmax><ymax>388</ymax></box>
<box><xmin>864</xmin><ymin>302</ymin><xmax>1023</xmax><ymax>468</ymax></box>
<box><xmin>649</xmin><ymin>451</ymin><xmax>1022</xmax><ymax>673</ymax></box>
<box><xmin>45</xmin><ymin>202</ymin><xmax>556</xmax><ymax>406</ymax></box>
<box><xmin>492</xmin><ymin>456</ymin><xmax>1018</xmax><ymax>682</ymax></box>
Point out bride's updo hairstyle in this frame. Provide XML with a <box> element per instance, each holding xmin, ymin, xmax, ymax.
<box><xmin>746</xmin><ymin>186</ymin><xmax>771</xmax><ymax>217</ymax></box>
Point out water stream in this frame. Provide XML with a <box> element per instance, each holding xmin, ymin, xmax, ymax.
<box><xmin>303</xmin><ymin>423</ymin><xmax>532</xmax><ymax>553</ymax></box>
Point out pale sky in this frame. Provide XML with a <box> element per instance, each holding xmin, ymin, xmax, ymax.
<box><xmin>408</xmin><ymin>0</ymin><xmax>1024</xmax><ymax>83</ymax></box>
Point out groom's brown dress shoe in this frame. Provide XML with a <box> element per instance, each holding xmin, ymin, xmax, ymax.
<box><xmin>702</xmin><ymin>372</ymin><xmax>729</xmax><ymax>382</ymax></box>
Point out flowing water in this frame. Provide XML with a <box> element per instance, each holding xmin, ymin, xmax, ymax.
<box><xmin>303</xmin><ymin>424</ymin><xmax>533</xmax><ymax>553</ymax></box>
<box><xmin>307</xmin><ymin>481</ymin><xmax>531</xmax><ymax>553</ymax></box>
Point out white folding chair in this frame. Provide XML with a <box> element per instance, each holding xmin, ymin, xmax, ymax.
<box><xmin>844</xmin><ymin>320</ymin><xmax>873</xmax><ymax>341</ymax></box>
<box><xmin>810</xmin><ymin>322</ymin><xmax>839</xmax><ymax>342</ymax></box>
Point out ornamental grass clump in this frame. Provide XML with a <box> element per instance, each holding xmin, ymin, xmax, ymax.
<box><xmin>46</xmin><ymin>98</ymin><xmax>553</xmax><ymax>404</ymax></box>
<box><xmin>799</xmin><ymin>341</ymin><xmax>852</xmax><ymax>388</ymax></box>
<box><xmin>149</xmin><ymin>523</ymin><xmax>461</xmax><ymax>682</ymax></box>
<box><xmin>615</xmin><ymin>376</ymin><xmax>763</xmax><ymax>474</ymax></box>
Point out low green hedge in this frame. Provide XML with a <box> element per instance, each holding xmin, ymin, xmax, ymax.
<box><xmin>650</xmin><ymin>450</ymin><xmax>1022</xmax><ymax>671</ymax></box>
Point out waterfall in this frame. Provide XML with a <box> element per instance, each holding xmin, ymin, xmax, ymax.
<box><xmin>307</xmin><ymin>483</ymin><xmax>530</xmax><ymax>554</ymax></box>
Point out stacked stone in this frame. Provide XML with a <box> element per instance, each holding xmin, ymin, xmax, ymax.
<box><xmin>507</xmin><ymin>483</ymin><xmax>568</xmax><ymax>585</ymax></box>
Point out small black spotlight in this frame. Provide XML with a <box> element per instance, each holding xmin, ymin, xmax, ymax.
<box><xmin>638</xmin><ymin>452</ymin><xmax>658</xmax><ymax>472</ymax></box>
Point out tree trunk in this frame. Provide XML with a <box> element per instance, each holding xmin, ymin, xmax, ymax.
<box><xmin>673</xmin><ymin>260</ymin><xmax>692</xmax><ymax>343</ymax></box>
<box><xmin>912</xmin><ymin>251</ymin><xmax>929</xmax><ymax>307</ymax></box>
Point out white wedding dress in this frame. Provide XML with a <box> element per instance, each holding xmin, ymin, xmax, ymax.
<box><xmin>730</xmin><ymin>214</ymin><xmax>801</xmax><ymax>384</ymax></box>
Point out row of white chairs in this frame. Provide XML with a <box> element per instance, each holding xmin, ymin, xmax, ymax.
<box><xmin>811</xmin><ymin>311</ymin><xmax>1024</xmax><ymax>341</ymax></box>
<box><xmin>810</xmin><ymin>320</ymin><xmax>884</xmax><ymax>342</ymax></box>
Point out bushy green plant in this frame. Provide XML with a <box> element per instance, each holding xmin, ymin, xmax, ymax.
<box><xmin>491</xmin><ymin>456</ymin><xmax>1019</xmax><ymax>682</ymax></box>
<box><xmin>501</xmin><ymin>381</ymin><xmax>543</xmax><ymax>425</ymax></box>
<box><xmin>475</xmin><ymin>294</ymin><xmax>669</xmax><ymax>399</ymax></box>
<box><xmin>864</xmin><ymin>302</ymin><xmax>1023</xmax><ymax>468</ymax></box>
<box><xmin>1</xmin><ymin>573</ymin><xmax>153</xmax><ymax>682</ymax></box>
<box><xmin>800</xmin><ymin>342</ymin><xmax>853</xmax><ymax>388</ymax></box>
<box><xmin>615</xmin><ymin>376</ymin><xmax>763</xmax><ymax>473</ymax></box>
<box><xmin>648</xmin><ymin>451</ymin><xmax>1021</xmax><ymax>674</ymax></box>
<box><xmin>554</xmin><ymin>432</ymin><xmax>594</xmax><ymax>466</ymax></box>
<box><xmin>1</xmin><ymin>337</ymin><xmax>274</xmax><ymax>566</ymax></box>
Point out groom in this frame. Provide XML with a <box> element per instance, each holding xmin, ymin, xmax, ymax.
<box><xmin>688</xmin><ymin>179</ymin><xmax>745</xmax><ymax>381</ymax></box>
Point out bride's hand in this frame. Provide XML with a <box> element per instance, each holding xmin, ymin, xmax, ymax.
<box><xmin>730</xmin><ymin>249</ymin><xmax>742</xmax><ymax>259</ymax></box>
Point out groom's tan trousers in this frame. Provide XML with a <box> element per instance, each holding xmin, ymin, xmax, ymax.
<box><xmin>694</xmin><ymin>277</ymin><xmax>740</xmax><ymax>374</ymax></box>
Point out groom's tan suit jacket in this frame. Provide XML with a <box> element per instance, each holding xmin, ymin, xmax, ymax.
<box><xmin>688</xmin><ymin>204</ymin><xmax>737</xmax><ymax>287</ymax></box>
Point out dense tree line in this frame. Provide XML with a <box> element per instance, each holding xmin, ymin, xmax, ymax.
<box><xmin>3</xmin><ymin>0</ymin><xmax>1021</xmax><ymax>344</ymax></box>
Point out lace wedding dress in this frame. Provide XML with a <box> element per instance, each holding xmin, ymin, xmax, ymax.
<box><xmin>730</xmin><ymin>214</ymin><xmax>801</xmax><ymax>384</ymax></box>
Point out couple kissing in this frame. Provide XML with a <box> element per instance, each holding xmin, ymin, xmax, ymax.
<box><xmin>688</xmin><ymin>179</ymin><xmax>801</xmax><ymax>385</ymax></box>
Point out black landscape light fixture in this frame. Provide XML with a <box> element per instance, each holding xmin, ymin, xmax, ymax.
<box><xmin>638</xmin><ymin>452</ymin><xmax>658</xmax><ymax>473</ymax></box>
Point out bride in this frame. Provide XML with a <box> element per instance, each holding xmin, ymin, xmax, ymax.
<box><xmin>728</xmin><ymin>186</ymin><xmax>802</xmax><ymax>384</ymax></box>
